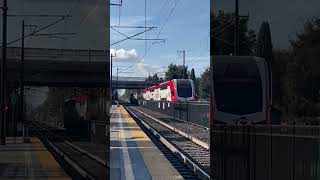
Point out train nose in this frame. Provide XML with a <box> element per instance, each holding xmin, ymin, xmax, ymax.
<box><xmin>233</xmin><ymin>117</ymin><xmax>248</xmax><ymax>125</ymax></box>
<box><xmin>239</xmin><ymin>117</ymin><xmax>249</xmax><ymax>125</ymax></box>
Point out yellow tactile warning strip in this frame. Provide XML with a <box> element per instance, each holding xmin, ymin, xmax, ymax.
<box><xmin>31</xmin><ymin>138</ymin><xmax>71</xmax><ymax>180</ymax></box>
<box><xmin>115</xmin><ymin>105</ymin><xmax>183</xmax><ymax>180</ymax></box>
<box><xmin>0</xmin><ymin>137</ymin><xmax>70</xmax><ymax>180</ymax></box>
<box><xmin>119</xmin><ymin>106</ymin><xmax>151</xmax><ymax>142</ymax></box>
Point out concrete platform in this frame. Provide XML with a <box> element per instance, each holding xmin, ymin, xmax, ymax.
<box><xmin>110</xmin><ymin>105</ymin><xmax>183</xmax><ymax>180</ymax></box>
<box><xmin>0</xmin><ymin>137</ymin><xmax>70</xmax><ymax>179</ymax></box>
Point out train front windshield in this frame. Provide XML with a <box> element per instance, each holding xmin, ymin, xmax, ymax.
<box><xmin>176</xmin><ymin>80</ymin><xmax>192</xmax><ymax>98</ymax></box>
<box><xmin>214</xmin><ymin>61</ymin><xmax>263</xmax><ymax>115</ymax></box>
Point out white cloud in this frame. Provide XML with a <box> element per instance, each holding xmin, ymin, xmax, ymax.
<box><xmin>136</xmin><ymin>62</ymin><xmax>164</xmax><ymax>77</ymax></box>
<box><xmin>110</xmin><ymin>48</ymin><xmax>140</xmax><ymax>61</ymax></box>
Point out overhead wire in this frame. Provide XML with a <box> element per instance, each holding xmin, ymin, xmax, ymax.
<box><xmin>157</xmin><ymin>0</ymin><xmax>170</xmax><ymax>23</ymax></box>
<box><xmin>117</xmin><ymin>0</ymin><xmax>122</xmax><ymax>69</ymax></box>
<box><xmin>142</xmin><ymin>0</ymin><xmax>180</xmax><ymax>60</ymax></box>
<box><xmin>145</xmin><ymin>0</ymin><xmax>147</xmax><ymax>56</ymax></box>
<box><xmin>47</xmin><ymin>0</ymin><xmax>102</xmax><ymax>45</ymax></box>
<box><xmin>45</xmin><ymin>0</ymin><xmax>103</xmax><ymax>59</ymax></box>
<box><xmin>17</xmin><ymin>0</ymin><xmax>79</xmax><ymax>46</ymax></box>
<box><xmin>143</xmin><ymin>0</ymin><xmax>177</xmax><ymax>76</ymax></box>
<box><xmin>121</xmin><ymin>0</ymin><xmax>180</xmax><ymax>76</ymax></box>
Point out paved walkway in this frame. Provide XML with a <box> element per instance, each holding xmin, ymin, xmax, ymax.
<box><xmin>0</xmin><ymin>137</ymin><xmax>70</xmax><ymax>179</ymax></box>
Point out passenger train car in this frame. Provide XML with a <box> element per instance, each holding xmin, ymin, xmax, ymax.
<box><xmin>143</xmin><ymin>79</ymin><xmax>196</xmax><ymax>102</ymax></box>
<box><xmin>211</xmin><ymin>56</ymin><xmax>271</xmax><ymax>125</ymax></box>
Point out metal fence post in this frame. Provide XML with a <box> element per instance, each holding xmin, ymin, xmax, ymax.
<box><xmin>292</xmin><ymin>125</ymin><xmax>295</xmax><ymax>180</ymax></box>
<box><xmin>219</xmin><ymin>125</ymin><xmax>224</xmax><ymax>180</ymax></box>
<box><xmin>179</xmin><ymin>102</ymin><xmax>182</xmax><ymax>120</ymax></box>
<box><xmin>269</xmin><ymin>125</ymin><xmax>273</xmax><ymax>180</ymax></box>
<box><xmin>253</xmin><ymin>124</ymin><xmax>256</xmax><ymax>179</ymax></box>
<box><xmin>186</xmin><ymin>102</ymin><xmax>189</xmax><ymax>122</ymax></box>
<box><xmin>246</xmin><ymin>125</ymin><xmax>252</xmax><ymax>180</ymax></box>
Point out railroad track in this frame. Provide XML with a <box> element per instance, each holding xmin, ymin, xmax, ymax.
<box><xmin>29</xmin><ymin>121</ymin><xmax>108</xmax><ymax>180</ymax></box>
<box><xmin>133</xmin><ymin>106</ymin><xmax>210</xmax><ymax>146</ymax></box>
<box><xmin>124</xmin><ymin>105</ymin><xmax>210</xmax><ymax>180</ymax></box>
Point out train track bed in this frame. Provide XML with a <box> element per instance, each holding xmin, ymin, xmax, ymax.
<box><xmin>70</xmin><ymin>142</ymin><xmax>107</xmax><ymax>166</ymax></box>
<box><xmin>29</xmin><ymin>121</ymin><xmax>108</xmax><ymax>180</ymax></box>
<box><xmin>133</xmin><ymin>106</ymin><xmax>210</xmax><ymax>145</ymax></box>
<box><xmin>125</xmin><ymin>106</ymin><xmax>210</xmax><ymax>179</ymax></box>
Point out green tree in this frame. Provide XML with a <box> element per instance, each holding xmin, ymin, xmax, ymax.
<box><xmin>282</xmin><ymin>18</ymin><xmax>320</xmax><ymax>119</ymax></box>
<box><xmin>256</xmin><ymin>22</ymin><xmax>273</xmax><ymax>64</ymax></box>
<box><xmin>189</xmin><ymin>68</ymin><xmax>198</xmax><ymax>96</ymax></box>
<box><xmin>145</xmin><ymin>75</ymin><xmax>152</xmax><ymax>82</ymax></box>
<box><xmin>211</xmin><ymin>10</ymin><xmax>256</xmax><ymax>55</ymax></box>
<box><xmin>165</xmin><ymin>64</ymin><xmax>188</xmax><ymax>80</ymax></box>
<box><xmin>199</xmin><ymin>67</ymin><xmax>211</xmax><ymax>99</ymax></box>
<box><xmin>190</xmin><ymin>68</ymin><xmax>196</xmax><ymax>82</ymax></box>
<box><xmin>165</xmin><ymin>64</ymin><xmax>179</xmax><ymax>80</ymax></box>
<box><xmin>145</xmin><ymin>73</ymin><xmax>162</xmax><ymax>85</ymax></box>
<box><xmin>291</xmin><ymin>18</ymin><xmax>320</xmax><ymax>101</ymax></box>
<box><xmin>195</xmin><ymin>77</ymin><xmax>201</xmax><ymax>98</ymax></box>
<box><xmin>152</xmin><ymin>74</ymin><xmax>159</xmax><ymax>84</ymax></box>
<box><xmin>256</xmin><ymin>21</ymin><xmax>273</xmax><ymax>108</ymax></box>
<box><xmin>272</xmin><ymin>50</ymin><xmax>291</xmax><ymax>106</ymax></box>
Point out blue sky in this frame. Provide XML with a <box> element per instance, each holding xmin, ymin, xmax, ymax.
<box><xmin>3</xmin><ymin>0</ymin><xmax>108</xmax><ymax>50</ymax></box>
<box><xmin>212</xmin><ymin>0</ymin><xmax>320</xmax><ymax>49</ymax></box>
<box><xmin>110</xmin><ymin>0</ymin><xmax>210</xmax><ymax>78</ymax></box>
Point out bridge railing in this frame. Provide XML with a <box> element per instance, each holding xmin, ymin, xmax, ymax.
<box><xmin>3</xmin><ymin>47</ymin><xmax>107</xmax><ymax>62</ymax></box>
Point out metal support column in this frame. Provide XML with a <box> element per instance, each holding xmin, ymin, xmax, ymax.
<box><xmin>1</xmin><ymin>0</ymin><xmax>8</xmax><ymax>145</ymax></box>
<box><xmin>234</xmin><ymin>0</ymin><xmax>239</xmax><ymax>55</ymax></box>
<box><xmin>20</xmin><ymin>20</ymin><xmax>25</xmax><ymax>136</ymax></box>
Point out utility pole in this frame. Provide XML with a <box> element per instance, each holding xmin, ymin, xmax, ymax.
<box><xmin>20</xmin><ymin>20</ymin><xmax>25</xmax><ymax>135</ymax></box>
<box><xmin>234</xmin><ymin>0</ymin><xmax>239</xmax><ymax>56</ymax></box>
<box><xmin>178</xmin><ymin>50</ymin><xmax>186</xmax><ymax>79</ymax></box>
<box><xmin>1</xmin><ymin>0</ymin><xmax>8</xmax><ymax>145</ymax></box>
<box><xmin>19</xmin><ymin>21</ymin><xmax>36</xmax><ymax>140</ymax></box>
<box><xmin>110</xmin><ymin>54</ymin><xmax>113</xmax><ymax>104</ymax></box>
<box><xmin>116</xmin><ymin>67</ymin><xmax>119</xmax><ymax>106</ymax></box>
<box><xmin>116</xmin><ymin>68</ymin><xmax>119</xmax><ymax>88</ymax></box>
<box><xmin>183</xmin><ymin>50</ymin><xmax>185</xmax><ymax>78</ymax></box>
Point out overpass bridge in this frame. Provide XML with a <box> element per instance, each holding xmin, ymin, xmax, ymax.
<box><xmin>7</xmin><ymin>60</ymin><xmax>108</xmax><ymax>87</ymax></box>
<box><xmin>2</xmin><ymin>47</ymin><xmax>154</xmax><ymax>88</ymax></box>
<box><xmin>1</xmin><ymin>47</ymin><xmax>109</xmax><ymax>87</ymax></box>
<box><xmin>112</xmin><ymin>80</ymin><xmax>153</xmax><ymax>89</ymax></box>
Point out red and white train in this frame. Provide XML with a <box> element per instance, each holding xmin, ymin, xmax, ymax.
<box><xmin>210</xmin><ymin>56</ymin><xmax>271</xmax><ymax>125</ymax></box>
<box><xmin>143</xmin><ymin>79</ymin><xmax>196</xmax><ymax>102</ymax></box>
